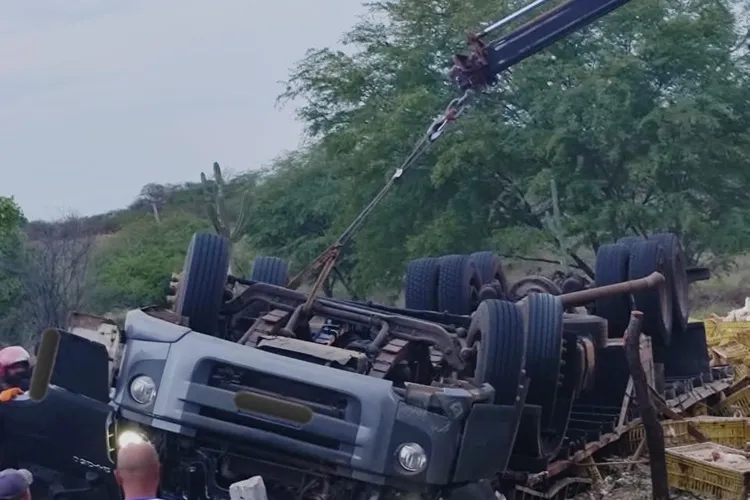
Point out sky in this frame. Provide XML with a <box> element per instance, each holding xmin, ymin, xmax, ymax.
<box><xmin>0</xmin><ymin>0</ymin><xmax>365</xmax><ymax>221</ymax></box>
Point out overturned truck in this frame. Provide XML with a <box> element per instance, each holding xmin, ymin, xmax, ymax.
<box><xmin>1</xmin><ymin>226</ymin><xmax>717</xmax><ymax>500</ymax></box>
<box><xmin>95</xmin><ymin>227</ymin><xmax>670</xmax><ymax>500</ymax></box>
<box><xmin>5</xmin><ymin>226</ymin><xmax>716</xmax><ymax>500</ymax></box>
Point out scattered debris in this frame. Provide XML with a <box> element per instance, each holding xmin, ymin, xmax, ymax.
<box><xmin>574</xmin><ymin>466</ymin><xmax>709</xmax><ymax>500</ymax></box>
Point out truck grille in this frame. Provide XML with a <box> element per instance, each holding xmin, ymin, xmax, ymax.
<box><xmin>208</xmin><ymin>363</ymin><xmax>351</xmax><ymax>419</ymax></box>
<box><xmin>192</xmin><ymin>362</ymin><xmax>358</xmax><ymax>453</ymax></box>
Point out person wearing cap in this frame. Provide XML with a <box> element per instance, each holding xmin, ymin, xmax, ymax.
<box><xmin>115</xmin><ymin>442</ymin><xmax>164</xmax><ymax>500</ymax></box>
<box><xmin>0</xmin><ymin>347</ymin><xmax>32</xmax><ymax>403</ymax></box>
<box><xmin>0</xmin><ymin>468</ymin><xmax>32</xmax><ymax>500</ymax></box>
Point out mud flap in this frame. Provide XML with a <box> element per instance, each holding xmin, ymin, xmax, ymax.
<box><xmin>509</xmin><ymin>331</ymin><xmax>583</xmax><ymax>472</ymax></box>
<box><xmin>452</xmin><ymin>376</ymin><xmax>529</xmax><ymax>482</ymax></box>
<box><xmin>508</xmin><ymin>405</ymin><xmax>545</xmax><ymax>471</ymax></box>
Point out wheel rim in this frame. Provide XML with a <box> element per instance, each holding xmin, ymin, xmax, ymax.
<box><xmin>510</xmin><ymin>276</ymin><xmax>563</xmax><ymax>300</ymax></box>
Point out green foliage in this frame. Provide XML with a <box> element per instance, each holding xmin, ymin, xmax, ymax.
<box><xmin>87</xmin><ymin>213</ymin><xmax>211</xmax><ymax>313</ymax></box>
<box><xmin>247</xmin><ymin>148</ymin><xmax>342</xmax><ymax>273</ymax></box>
<box><xmin>9</xmin><ymin>0</ymin><xmax>750</xmax><ymax>314</ymax></box>
<box><xmin>0</xmin><ymin>197</ymin><xmax>23</xmax><ymax>236</ymax></box>
<box><xmin>276</xmin><ymin>0</ymin><xmax>750</xmax><ymax>288</ymax></box>
<box><xmin>0</xmin><ymin>197</ymin><xmax>26</xmax><ymax>342</ymax></box>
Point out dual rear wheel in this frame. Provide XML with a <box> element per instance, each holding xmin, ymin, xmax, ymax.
<box><xmin>594</xmin><ymin>233</ymin><xmax>689</xmax><ymax>354</ymax></box>
<box><xmin>405</xmin><ymin>251</ymin><xmax>510</xmax><ymax>315</ymax></box>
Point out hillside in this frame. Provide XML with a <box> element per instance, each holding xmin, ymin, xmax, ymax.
<box><xmin>20</xmin><ymin>162</ymin><xmax>750</xmax><ymax>322</ymax></box>
<box><xmin>23</xmin><ymin>171</ymin><xmax>255</xmax><ymax>241</ymax></box>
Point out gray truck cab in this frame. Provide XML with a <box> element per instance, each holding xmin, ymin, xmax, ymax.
<box><xmin>110</xmin><ymin>309</ymin><xmax>523</xmax><ymax>500</ymax></box>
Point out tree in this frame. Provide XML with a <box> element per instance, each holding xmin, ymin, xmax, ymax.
<box><xmin>276</xmin><ymin>0</ymin><xmax>750</xmax><ymax>290</ymax></box>
<box><xmin>88</xmin><ymin>213</ymin><xmax>211</xmax><ymax>313</ymax></box>
<box><xmin>15</xmin><ymin>215</ymin><xmax>95</xmax><ymax>333</ymax></box>
<box><xmin>137</xmin><ymin>183</ymin><xmax>168</xmax><ymax>223</ymax></box>
<box><xmin>0</xmin><ymin>197</ymin><xmax>26</xmax><ymax>343</ymax></box>
<box><xmin>0</xmin><ymin>197</ymin><xmax>23</xmax><ymax>237</ymax></box>
<box><xmin>241</xmin><ymin>146</ymin><xmax>364</xmax><ymax>293</ymax></box>
<box><xmin>248</xmin><ymin>149</ymin><xmax>342</xmax><ymax>267</ymax></box>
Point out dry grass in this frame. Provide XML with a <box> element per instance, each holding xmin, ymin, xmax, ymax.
<box><xmin>689</xmin><ymin>255</ymin><xmax>750</xmax><ymax>319</ymax></box>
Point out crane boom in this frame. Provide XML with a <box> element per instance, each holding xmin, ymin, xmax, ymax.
<box><xmin>451</xmin><ymin>0</ymin><xmax>635</xmax><ymax>91</ymax></box>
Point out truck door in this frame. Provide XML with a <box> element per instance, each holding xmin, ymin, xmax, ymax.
<box><xmin>0</xmin><ymin>331</ymin><xmax>117</xmax><ymax>497</ymax></box>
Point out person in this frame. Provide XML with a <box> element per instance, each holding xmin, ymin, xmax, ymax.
<box><xmin>0</xmin><ymin>347</ymin><xmax>32</xmax><ymax>403</ymax></box>
<box><xmin>115</xmin><ymin>441</ymin><xmax>163</xmax><ymax>500</ymax></box>
<box><xmin>0</xmin><ymin>468</ymin><xmax>33</xmax><ymax>500</ymax></box>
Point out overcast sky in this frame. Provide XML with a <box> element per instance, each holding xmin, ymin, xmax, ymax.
<box><xmin>0</xmin><ymin>1</ymin><xmax>365</xmax><ymax>221</ymax></box>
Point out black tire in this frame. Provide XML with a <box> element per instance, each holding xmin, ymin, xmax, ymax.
<box><xmin>617</xmin><ymin>235</ymin><xmax>644</xmax><ymax>248</ymax></box>
<box><xmin>251</xmin><ymin>256</ymin><xmax>290</xmax><ymax>286</ymax></box>
<box><xmin>628</xmin><ymin>240</ymin><xmax>673</xmax><ymax>346</ymax></box>
<box><xmin>649</xmin><ymin>232</ymin><xmax>689</xmax><ymax>331</ymax></box>
<box><xmin>175</xmin><ymin>232</ymin><xmax>230</xmax><ymax>336</ymax></box>
<box><xmin>405</xmin><ymin>257</ymin><xmax>441</xmax><ymax>311</ymax></box>
<box><xmin>520</xmin><ymin>293</ymin><xmax>564</xmax><ymax>422</ymax></box>
<box><xmin>594</xmin><ymin>243</ymin><xmax>631</xmax><ymax>338</ymax></box>
<box><xmin>470</xmin><ymin>251</ymin><xmax>510</xmax><ymax>299</ymax></box>
<box><xmin>470</xmin><ymin>299</ymin><xmax>526</xmax><ymax>405</ymax></box>
<box><xmin>438</xmin><ymin>255</ymin><xmax>481</xmax><ymax>315</ymax></box>
<box><xmin>563</xmin><ymin>313</ymin><xmax>609</xmax><ymax>350</ymax></box>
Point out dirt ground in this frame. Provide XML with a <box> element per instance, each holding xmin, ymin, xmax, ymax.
<box><xmin>574</xmin><ymin>465</ymin><xmax>708</xmax><ymax>500</ymax></box>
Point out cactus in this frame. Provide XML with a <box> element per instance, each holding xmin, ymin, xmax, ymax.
<box><xmin>169</xmin><ymin>162</ymin><xmax>252</xmax><ymax>306</ymax></box>
<box><xmin>200</xmin><ymin>161</ymin><xmax>251</xmax><ymax>243</ymax></box>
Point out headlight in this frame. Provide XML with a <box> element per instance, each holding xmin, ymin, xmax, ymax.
<box><xmin>129</xmin><ymin>375</ymin><xmax>156</xmax><ymax>405</ymax></box>
<box><xmin>118</xmin><ymin>430</ymin><xmax>148</xmax><ymax>448</ymax></box>
<box><xmin>395</xmin><ymin>442</ymin><xmax>428</xmax><ymax>474</ymax></box>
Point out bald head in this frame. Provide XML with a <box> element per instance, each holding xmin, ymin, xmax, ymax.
<box><xmin>117</xmin><ymin>442</ymin><xmax>159</xmax><ymax>471</ymax></box>
<box><xmin>115</xmin><ymin>442</ymin><xmax>161</xmax><ymax>499</ymax></box>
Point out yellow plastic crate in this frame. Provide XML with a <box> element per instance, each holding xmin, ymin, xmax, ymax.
<box><xmin>734</xmin><ymin>364</ymin><xmax>750</xmax><ymax>383</ymax></box>
<box><xmin>692</xmin><ymin>403</ymin><xmax>710</xmax><ymax>416</ymax></box>
<box><xmin>716</xmin><ymin>387</ymin><xmax>750</xmax><ymax>417</ymax></box>
<box><xmin>666</xmin><ymin>443</ymin><xmax>750</xmax><ymax>500</ymax></box>
<box><xmin>711</xmin><ymin>342</ymin><xmax>749</xmax><ymax>366</ymax></box>
<box><xmin>625</xmin><ymin>417</ymin><xmax>750</xmax><ymax>452</ymax></box>
<box><xmin>706</xmin><ymin>319</ymin><xmax>750</xmax><ymax>348</ymax></box>
<box><xmin>703</xmin><ymin>319</ymin><xmax>721</xmax><ymax>347</ymax></box>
